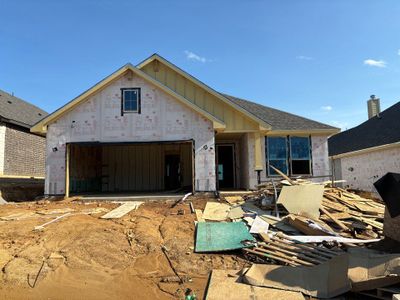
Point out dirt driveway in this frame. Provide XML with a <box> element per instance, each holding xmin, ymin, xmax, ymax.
<box><xmin>0</xmin><ymin>198</ymin><xmax>248</xmax><ymax>299</ymax></box>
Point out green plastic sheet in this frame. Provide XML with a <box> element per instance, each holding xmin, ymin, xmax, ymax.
<box><xmin>195</xmin><ymin>222</ymin><xmax>255</xmax><ymax>253</ymax></box>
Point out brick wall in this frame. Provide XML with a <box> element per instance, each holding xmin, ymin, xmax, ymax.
<box><xmin>3</xmin><ymin>124</ymin><xmax>46</xmax><ymax>177</ymax></box>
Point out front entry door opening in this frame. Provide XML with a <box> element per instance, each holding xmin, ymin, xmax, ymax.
<box><xmin>216</xmin><ymin>144</ymin><xmax>235</xmax><ymax>189</ymax></box>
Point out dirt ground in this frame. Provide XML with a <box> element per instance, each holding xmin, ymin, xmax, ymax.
<box><xmin>0</xmin><ymin>197</ymin><xmax>249</xmax><ymax>300</ymax></box>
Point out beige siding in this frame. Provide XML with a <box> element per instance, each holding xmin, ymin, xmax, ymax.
<box><xmin>141</xmin><ymin>61</ymin><xmax>260</xmax><ymax>132</ymax></box>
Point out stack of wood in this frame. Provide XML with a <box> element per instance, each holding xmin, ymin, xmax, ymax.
<box><xmin>321</xmin><ymin>187</ymin><xmax>384</xmax><ymax>239</ymax></box>
<box><xmin>243</xmin><ymin>233</ymin><xmax>344</xmax><ymax>266</ymax></box>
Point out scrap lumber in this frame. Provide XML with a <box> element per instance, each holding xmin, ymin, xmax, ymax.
<box><xmin>101</xmin><ymin>201</ymin><xmax>143</xmax><ymax>219</ymax></box>
<box><xmin>243</xmin><ymin>248</ymin><xmax>300</xmax><ymax>266</ymax></box>
<box><xmin>195</xmin><ymin>209</ymin><xmax>204</xmax><ymax>222</ymax></box>
<box><xmin>320</xmin><ymin>206</ymin><xmax>349</xmax><ymax>231</ymax></box>
<box><xmin>269</xmin><ymin>166</ymin><xmax>296</xmax><ymax>185</ymax></box>
<box><xmin>34</xmin><ymin>212</ymin><xmax>72</xmax><ymax>231</ymax></box>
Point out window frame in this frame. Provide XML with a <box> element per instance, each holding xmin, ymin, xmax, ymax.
<box><xmin>289</xmin><ymin>136</ymin><xmax>312</xmax><ymax>176</ymax></box>
<box><xmin>121</xmin><ymin>87</ymin><xmax>141</xmax><ymax>115</ymax></box>
<box><xmin>266</xmin><ymin>135</ymin><xmax>313</xmax><ymax>176</ymax></box>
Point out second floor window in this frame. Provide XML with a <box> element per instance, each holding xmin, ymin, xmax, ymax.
<box><xmin>122</xmin><ymin>88</ymin><xmax>140</xmax><ymax>113</ymax></box>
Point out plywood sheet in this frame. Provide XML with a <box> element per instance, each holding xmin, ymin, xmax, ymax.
<box><xmin>277</xmin><ymin>185</ymin><xmax>324</xmax><ymax>219</ymax></box>
<box><xmin>206</xmin><ymin>269</ymin><xmax>305</xmax><ymax>300</ymax></box>
<box><xmin>195</xmin><ymin>222</ymin><xmax>255</xmax><ymax>252</ymax></box>
<box><xmin>202</xmin><ymin>202</ymin><xmax>230</xmax><ymax>221</ymax></box>
<box><xmin>244</xmin><ymin>254</ymin><xmax>351</xmax><ymax>298</ymax></box>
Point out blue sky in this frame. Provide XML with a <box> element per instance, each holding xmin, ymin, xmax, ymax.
<box><xmin>1</xmin><ymin>0</ymin><xmax>400</xmax><ymax>130</ymax></box>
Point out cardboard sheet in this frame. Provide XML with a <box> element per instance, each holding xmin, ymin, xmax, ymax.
<box><xmin>348</xmin><ymin>248</ymin><xmax>400</xmax><ymax>291</ymax></box>
<box><xmin>202</xmin><ymin>202</ymin><xmax>230</xmax><ymax>221</ymax></box>
<box><xmin>277</xmin><ymin>185</ymin><xmax>324</xmax><ymax>219</ymax></box>
<box><xmin>195</xmin><ymin>222</ymin><xmax>255</xmax><ymax>252</ymax></box>
<box><xmin>206</xmin><ymin>269</ymin><xmax>305</xmax><ymax>300</ymax></box>
<box><xmin>243</xmin><ymin>253</ymin><xmax>351</xmax><ymax>298</ymax></box>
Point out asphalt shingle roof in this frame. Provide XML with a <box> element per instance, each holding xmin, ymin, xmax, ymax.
<box><xmin>328</xmin><ymin>101</ymin><xmax>400</xmax><ymax>156</ymax></box>
<box><xmin>0</xmin><ymin>89</ymin><xmax>48</xmax><ymax>128</ymax></box>
<box><xmin>222</xmin><ymin>94</ymin><xmax>338</xmax><ymax>131</ymax></box>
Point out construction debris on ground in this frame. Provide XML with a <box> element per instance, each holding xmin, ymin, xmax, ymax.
<box><xmin>193</xmin><ymin>171</ymin><xmax>400</xmax><ymax>299</ymax></box>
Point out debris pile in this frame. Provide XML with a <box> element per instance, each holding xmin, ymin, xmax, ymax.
<box><xmin>194</xmin><ymin>173</ymin><xmax>400</xmax><ymax>299</ymax></box>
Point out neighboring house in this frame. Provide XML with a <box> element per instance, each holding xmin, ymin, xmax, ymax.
<box><xmin>0</xmin><ymin>89</ymin><xmax>48</xmax><ymax>178</ymax></box>
<box><xmin>31</xmin><ymin>54</ymin><xmax>338</xmax><ymax>197</ymax></box>
<box><xmin>329</xmin><ymin>96</ymin><xmax>400</xmax><ymax>193</ymax></box>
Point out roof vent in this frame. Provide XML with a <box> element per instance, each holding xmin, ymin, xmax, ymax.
<box><xmin>7</xmin><ymin>100</ymin><xmax>12</xmax><ymax>104</ymax></box>
<box><xmin>38</xmin><ymin>113</ymin><xmax>42</xmax><ymax>116</ymax></box>
<box><xmin>367</xmin><ymin>95</ymin><xmax>381</xmax><ymax>119</ymax></box>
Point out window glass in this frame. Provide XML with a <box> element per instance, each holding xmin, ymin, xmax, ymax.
<box><xmin>290</xmin><ymin>137</ymin><xmax>310</xmax><ymax>159</ymax></box>
<box><xmin>267</xmin><ymin>137</ymin><xmax>287</xmax><ymax>159</ymax></box>
<box><xmin>267</xmin><ymin>137</ymin><xmax>288</xmax><ymax>175</ymax></box>
<box><xmin>123</xmin><ymin>89</ymin><xmax>139</xmax><ymax>112</ymax></box>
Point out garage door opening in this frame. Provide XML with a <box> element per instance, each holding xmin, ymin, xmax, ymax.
<box><xmin>67</xmin><ymin>141</ymin><xmax>194</xmax><ymax>195</ymax></box>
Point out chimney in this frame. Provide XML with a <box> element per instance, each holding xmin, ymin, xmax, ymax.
<box><xmin>367</xmin><ymin>95</ymin><xmax>381</xmax><ymax>119</ymax></box>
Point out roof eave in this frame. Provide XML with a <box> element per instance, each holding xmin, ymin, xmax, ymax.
<box><xmin>137</xmin><ymin>54</ymin><xmax>272</xmax><ymax>130</ymax></box>
<box><xmin>31</xmin><ymin>63</ymin><xmax>226</xmax><ymax>134</ymax></box>
<box><xmin>267</xmin><ymin>128</ymin><xmax>340</xmax><ymax>136</ymax></box>
<box><xmin>330</xmin><ymin>141</ymin><xmax>400</xmax><ymax>159</ymax></box>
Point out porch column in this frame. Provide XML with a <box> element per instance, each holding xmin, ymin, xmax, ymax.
<box><xmin>254</xmin><ymin>132</ymin><xmax>263</xmax><ymax>171</ymax></box>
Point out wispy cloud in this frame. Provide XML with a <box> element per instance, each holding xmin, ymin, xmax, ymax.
<box><xmin>296</xmin><ymin>55</ymin><xmax>313</xmax><ymax>61</ymax></box>
<box><xmin>184</xmin><ymin>50</ymin><xmax>210</xmax><ymax>63</ymax></box>
<box><xmin>363</xmin><ymin>59</ymin><xmax>387</xmax><ymax>68</ymax></box>
<box><xmin>321</xmin><ymin>105</ymin><xmax>333</xmax><ymax>111</ymax></box>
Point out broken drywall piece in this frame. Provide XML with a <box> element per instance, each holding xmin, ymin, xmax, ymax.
<box><xmin>284</xmin><ymin>235</ymin><xmax>380</xmax><ymax>244</ymax></box>
<box><xmin>202</xmin><ymin>202</ymin><xmax>230</xmax><ymax>221</ymax></box>
<box><xmin>101</xmin><ymin>201</ymin><xmax>143</xmax><ymax>219</ymax></box>
<box><xmin>243</xmin><ymin>253</ymin><xmax>351</xmax><ymax>298</ymax></box>
<box><xmin>348</xmin><ymin>247</ymin><xmax>400</xmax><ymax>291</ymax></box>
<box><xmin>195</xmin><ymin>222</ymin><xmax>255</xmax><ymax>252</ymax></box>
<box><xmin>206</xmin><ymin>269</ymin><xmax>305</xmax><ymax>300</ymax></box>
<box><xmin>249</xmin><ymin>216</ymin><xmax>269</xmax><ymax>234</ymax></box>
<box><xmin>277</xmin><ymin>184</ymin><xmax>324</xmax><ymax>219</ymax></box>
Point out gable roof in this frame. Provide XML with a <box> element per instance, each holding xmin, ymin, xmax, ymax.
<box><xmin>328</xmin><ymin>101</ymin><xmax>400</xmax><ymax>156</ymax></box>
<box><xmin>223</xmin><ymin>94</ymin><xmax>339</xmax><ymax>133</ymax></box>
<box><xmin>0</xmin><ymin>89</ymin><xmax>48</xmax><ymax>129</ymax></box>
<box><xmin>137</xmin><ymin>54</ymin><xmax>272</xmax><ymax>131</ymax></box>
<box><xmin>31</xmin><ymin>64</ymin><xmax>225</xmax><ymax>134</ymax></box>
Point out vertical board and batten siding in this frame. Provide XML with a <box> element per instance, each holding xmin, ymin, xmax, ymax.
<box><xmin>140</xmin><ymin>61</ymin><xmax>260</xmax><ymax>132</ymax></box>
<box><xmin>101</xmin><ymin>143</ymin><xmax>192</xmax><ymax>192</ymax></box>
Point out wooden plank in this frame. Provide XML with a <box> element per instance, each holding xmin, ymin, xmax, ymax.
<box><xmin>101</xmin><ymin>202</ymin><xmax>143</xmax><ymax>219</ymax></box>
<box><xmin>258</xmin><ymin>242</ymin><xmax>323</xmax><ymax>265</ymax></box>
<box><xmin>195</xmin><ymin>209</ymin><xmax>204</xmax><ymax>222</ymax></box>
<box><xmin>252</xmin><ymin>247</ymin><xmax>314</xmax><ymax>266</ymax></box>
<box><xmin>269</xmin><ymin>166</ymin><xmax>296</xmax><ymax>185</ymax></box>
<box><xmin>320</xmin><ymin>207</ymin><xmax>349</xmax><ymax>231</ymax></box>
<box><xmin>243</xmin><ymin>248</ymin><xmax>300</xmax><ymax>267</ymax></box>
